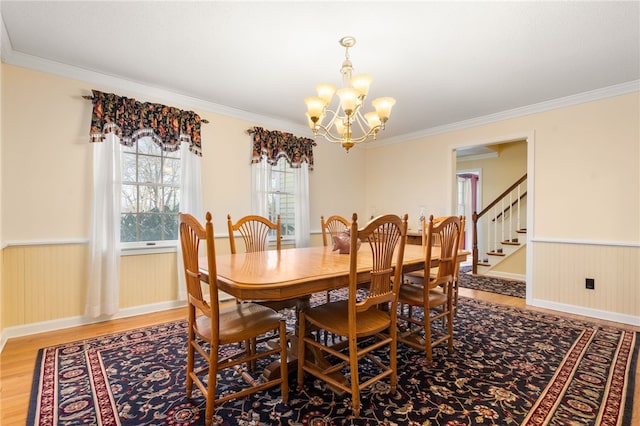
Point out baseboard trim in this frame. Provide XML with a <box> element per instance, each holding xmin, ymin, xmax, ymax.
<box><xmin>0</xmin><ymin>300</ymin><xmax>188</xmax><ymax>347</ymax></box>
<box><xmin>528</xmin><ymin>298</ymin><xmax>640</xmax><ymax>327</ymax></box>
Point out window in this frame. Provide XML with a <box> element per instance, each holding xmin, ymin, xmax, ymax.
<box><xmin>120</xmin><ymin>137</ymin><xmax>181</xmax><ymax>245</ymax></box>
<box><xmin>268</xmin><ymin>158</ymin><xmax>295</xmax><ymax>241</ymax></box>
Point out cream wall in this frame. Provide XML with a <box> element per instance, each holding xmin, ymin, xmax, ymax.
<box><xmin>1</xmin><ymin>63</ymin><xmax>638</xmax><ymax>342</ymax></box>
<box><xmin>0</xmin><ymin>64</ymin><xmax>367</xmax><ymax>337</ymax></box>
<box><xmin>365</xmin><ymin>93</ymin><xmax>640</xmax><ymax>324</ymax></box>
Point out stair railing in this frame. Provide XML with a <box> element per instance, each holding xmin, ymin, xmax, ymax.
<box><xmin>471</xmin><ymin>174</ymin><xmax>527</xmax><ymax>274</ymax></box>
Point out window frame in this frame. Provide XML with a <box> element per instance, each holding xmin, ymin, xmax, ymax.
<box><xmin>268</xmin><ymin>158</ymin><xmax>296</xmax><ymax>244</ymax></box>
<box><xmin>120</xmin><ymin>137</ymin><xmax>182</xmax><ymax>251</ymax></box>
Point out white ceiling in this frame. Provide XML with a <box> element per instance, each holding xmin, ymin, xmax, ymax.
<box><xmin>1</xmin><ymin>1</ymin><xmax>639</xmax><ymax>145</ymax></box>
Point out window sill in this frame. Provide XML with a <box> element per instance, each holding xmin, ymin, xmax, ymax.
<box><xmin>121</xmin><ymin>243</ymin><xmax>177</xmax><ymax>256</ymax></box>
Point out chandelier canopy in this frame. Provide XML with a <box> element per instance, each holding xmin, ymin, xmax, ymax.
<box><xmin>304</xmin><ymin>36</ymin><xmax>396</xmax><ymax>152</ymax></box>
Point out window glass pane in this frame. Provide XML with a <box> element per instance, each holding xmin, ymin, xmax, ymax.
<box><xmin>121</xmin><ymin>214</ymin><xmax>138</xmax><ymax>242</ymax></box>
<box><xmin>164</xmin><ymin>187</ymin><xmax>180</xmax><ymax>212</ymax></box>
<box><xmin>266</xmin><ymin>158</ymin><xmax>296</xmax><ymax>240</ymax></box>
<box><xmin>164</xmin><ymin>214</ymin><xmax>179</xmax><ymax>240</ymax></box>
<box><xmin>137</xmin><ymin>137</ymin><xmax>161</xmax><ymax>155</ymax></box>
<box><xmin>139</xmin><ymin>185</ymin><xmax>161</xmax><ymax>213</ymax></box>
<box><xmin>122</xmin><ymin>153</ymin><xmax>137</xmax><ymax>183</ymax></box>
<box><xmin>163</xmin><ymin>158</ymin><xmax>181</xmax><ymax>185</ymax></box>
<box><xmin>121</xmin><ymin>143</ymin><xmax>136</xmax><ymax>154</ymax></box>
<box><xmin>121</xmin><ymin>184</ymin><xmax>137</xmax><ymax>213</ymax></box>
<box><xmin>138</xmin><ymin>155</ymin><xmax>161</xmax><ymax>184</ymax></box>
<box><xmin>165</xmin><ymin>148</ymin><xmax>180</xmax><ymax>158</ymax></box>
<box><xmin>139</xmin><ymin>213</ymin><xmax>163</xmax><ymax>241</ymax></box>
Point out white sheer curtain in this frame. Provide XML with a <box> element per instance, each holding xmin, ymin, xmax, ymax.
<box><xmin>176</xmin><ymin>142</ymin><xmax>203</xmax><ymax>301</ymax></box>
<box><xmin>251</xmin><ymin>156</ymin><xmax>272</xmax><ymax>217</ymax></box>
<box><xmin>294</xmin><ymin>162</ymin><xmax>310</xmax><ymax>248</ymax></box>
<box><xmin>457</xmin><ymin>175</ymin><xmax>473</xmax><ymax>251</ymax></box>
<box><xmin>85</xmin><ymin>133</ymin><xmax>121</xmax><ymax>318</ymax></box>
<box><xmin>251</xmin><ymin>156</ymin><xmax>310</xmax><ymax>247</ymax></box>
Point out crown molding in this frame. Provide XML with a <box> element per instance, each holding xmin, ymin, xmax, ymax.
<box><xmin>374</xmin><ymin>79</ymin><xmax>640</xmax><ymax>148</ymax></box>
<box><xmin>2</xmin><ymin>27</ymin><xmax>637</xmax><ymax>146</ymax></box>
<box><xmin>0</xmin><ymin>29</ymin><xmax>310</xmax><ymax>137</ymax></box>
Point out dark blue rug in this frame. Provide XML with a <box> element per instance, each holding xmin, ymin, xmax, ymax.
<box><xmin>458</xmin><ymin>266</ymin><xmax>526</xmax><ymax>298</ymax></box>
<box><xmin>28</xmin><ymin>296</ymin><xmax>636</xmax><ymax>425</ymax></box>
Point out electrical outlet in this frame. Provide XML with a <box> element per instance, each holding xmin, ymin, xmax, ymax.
<box><xmin>586</xmin><ymin>278</ymin><xmax>595</xmax><ymax>290</ymax></box>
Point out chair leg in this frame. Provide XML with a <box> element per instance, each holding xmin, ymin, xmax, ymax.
<box><xmin>447</xmin><ymin>301</ymin><xmax>454</xmax><ymax>354</ymax></box>
<box><xmin>205</xmin><ymin>351</ymin><xmax>217</xmax><ymax>426</ymax></box>
<box><xmin>279</xmin><ymin>319</ymin><xmax>289</xmax><ymax>403</ymax></box>
<box><xmin>297</xmin><ymin>313</ymin><xmax>307</xmax><ymax>390</ymax></box>
<box><xmin>390</xmin><ymin>323</ymin><xmax>398</xmax><ymax>394</ymax></box>
<box><xmin>349</xmin><ymin>337</ymin><xmax>361</xmax><ymax>417</ymax></box>
<box><xmin>186</xmin><ymin>332</ymin><xmax>195</xmax><ymax>397</ymax></box>
<box><xmin>424</xmin><ymin>307</ymin><xmax>433</xmax><ymax>364</ymax></box>
<box><xmin>453</xmin><ymin>279</ymin><xmax>459</xmax><ymax>316</ymax></box>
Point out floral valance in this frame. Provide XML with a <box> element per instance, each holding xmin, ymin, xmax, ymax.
<box><xmin>89</xmin><ymin>90</ymin><xmax>203</xmax><ymax>156</ymax></box>
<box><xmin>249</xmin><ymin>126</ymin><xmax>315</xmax><ymax>170</ymax></box>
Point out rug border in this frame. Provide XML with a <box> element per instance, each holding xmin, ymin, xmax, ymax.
<box><xmin>27</xmin><ymin>347</ymin><xmax>45</xmax><ymax>426</ymax></box>
<box><xmin>622</xmin><ymin>332</ymin><xmax>639</xmax><ymax>425</ymax></box>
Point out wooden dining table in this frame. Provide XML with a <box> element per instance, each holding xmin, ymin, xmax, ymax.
<box><xmin>202</xmin><ymin>243</ymin><xmax>464</xmax><ymax>302</ymax></box>
<box><xmin>198</xmin><ymin>243</ymin><xmax>468</xmax><ymax>381</ymax></box>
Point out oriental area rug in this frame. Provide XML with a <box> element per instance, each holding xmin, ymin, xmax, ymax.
<box><xmin>458</xmin><ymin>266</ymin><xmax>526</xmax><ymax>299</ymax></box>
<box><xmin>28</xmin><ymin>297</ymin><xmax>637</xmax><ymax>426</ymax></box>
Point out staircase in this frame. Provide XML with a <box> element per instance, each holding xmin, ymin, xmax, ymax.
<box><xmin>472</xmin><ymin>174</ymin><xmax>527</xmax><ymax>276</ymax></box>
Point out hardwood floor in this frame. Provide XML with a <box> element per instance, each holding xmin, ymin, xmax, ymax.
<box><xmin>1</xmin><ymin>289</ymin><xmax>638</xmax><ymax>425</ymax></box>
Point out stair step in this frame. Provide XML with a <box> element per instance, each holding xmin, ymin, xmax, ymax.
<box><xmin>516</xmin><ymin>228</ymin><xmax>527</xmax><ymax>233</ymax></box>
<box><xmin>502</xmin><ymin>240</ymin><xmax>521</xmax><ymax>245</ymax></box>
<box><xmin>487</xmin><ymin>251</ymin><xmax>505</xmax><ymax>257</ymax></box>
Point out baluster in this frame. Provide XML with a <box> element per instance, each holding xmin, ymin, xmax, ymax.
<box><xmin>493</xmin><ymin>205</ymin><xmax>498</xmax><ymax>253</ymax></box>
<box><xmin>487</xmin><ymin>213</ymin><xmax>491</xmax><ymax>255</ymax></box>
<box><xmin>500</xmin><ymin>199</ymin><xmax>504</xmax><ymax>245</ymax></box>
<box><xmin>509</xmin><ymin>191</ymin><xmax>513</xmax><ymax>242</ymax></box>
<box><xmin>517</xmin><ymin>184</ymin><xmax>521</xmax><ymax>232</ymax></box>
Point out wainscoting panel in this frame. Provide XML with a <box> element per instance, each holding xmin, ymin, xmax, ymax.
<box><xmin>532</xmin><ymin>242</ymin><xmax>639</xmax><ymax>318</ymax></box>
<box><xmin>2</xmin><ymin>244</ymin><xmax>180</xmax><ymax>329</ymax></box>
<box><xmin>2</xmin><ymin>244</ymin><xmax>88</xmax><ymax>327</ymax></box>
<box><xmin>119</xmin><ymin>252</ymin><xmax>178</xmax><ymax>308</ymax></box>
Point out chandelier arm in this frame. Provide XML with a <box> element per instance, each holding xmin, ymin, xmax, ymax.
<box><xmin>313</xmin><ymin>123</ymin><xmax>348</xmax><ymax>144</ymax></box>
<box><xmin>352</xmin><ymin>108</ymin><xmax>373</xmax><ymax>136</ymax></box>
<box><xmin>345</xmin><ymin>128</ymin><xmax>379</xmax><ymax>144</ymax></box>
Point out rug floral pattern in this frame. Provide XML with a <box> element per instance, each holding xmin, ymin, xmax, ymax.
<box><xmin>29</xmin><ymin>297</ymin><xmax>636</xmax><ymax>426</ymax></box>
<box><xmin>458</xmin><ymin>266</ymin><xmax>526</xmax><ymax>299</ymax></box>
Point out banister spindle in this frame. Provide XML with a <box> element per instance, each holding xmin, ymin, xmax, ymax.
<box><xmin>500</xmin><ymin>199</ymin><xmax>504</xmax><ymax>245</ymax></box>
<box><xmin>517</xmin><ymin>184</ymin><xmax>521</xmax><ymax>232</ymax></box>
<box><xmin>509</xmin><ymin>191</ymin><xmax>513</xmax><ymax>241</ymax></box>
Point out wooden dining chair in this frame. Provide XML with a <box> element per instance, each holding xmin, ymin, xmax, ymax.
<box><xmin>227</xmin><ymin>213</ymin><xmax>281</xmax><ymax>254</ymax></box>
<box><xmin>405</xmin><ymin>215</ymin><xmax>466</xmax><ymax>316</ymax></box>
<box><xmin>319</xmin><ymin>214</ymin><xmax>351</xmax><ymax>343</ymax></box>
<box><xmin>179</xmin><ymin>212</ymin><xmax>288</xmax><ymax>426</ymax></box>
<box><xmin>320</xmin><ymin>215</ymin><xmax>350</xmax><ymax>247</ymax></box>
<box><xmin>226</xmin><ymin>213</ymin><xmax>298</xmax><ymax>310</ymax></box>
<box><xmin>297</xmin><ymin>213</ymin><xmax>408</xmax><ymax>417</ymax></box>
<box><xmin>398</xmin><ymin>214</ymin><xmax>461</xmax><ymax>364</ymax></box>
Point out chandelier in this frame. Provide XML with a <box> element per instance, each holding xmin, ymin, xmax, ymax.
<box><xmin>304</xmin><ymin>36</ymin><xmax>396</xmax><ymax>152</ymax></box>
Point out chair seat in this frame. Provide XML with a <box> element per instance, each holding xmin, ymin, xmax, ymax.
<box><xmin>399</xmin><ymin>283</ymin><xmax>448</xmax><ymax>307</ymax></box>
<box><xmin>305</xmin><ymin>300</ymin><xmax>392</xmax><ymax>337</ymax></box>
<box><xmin>405</xmin><ymin>267</ymin><xmax>439</xmax><ymax>281</ymax></box>
<box><xmin>195</xmin><ymin>302</ymin><xmax>282</xmax><ymax>344</ymax></box>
